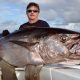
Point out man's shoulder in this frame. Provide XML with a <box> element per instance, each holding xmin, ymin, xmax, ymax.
<box><xmin>19</xmin><ymin>22</ymin><xmax>28</xmax><ymax>30</ymax></box>
<box><xmin>38</xmin><ymin>20</ymin><xmax>50</xmax><ymax>27</ymax></box>
<box><xmin>20</xmin><ymin>22</ymin><xmax>28</xmax><ymax>27</ymax></box>
<box><xmin>38</xmin><ymin>20</ymin><xmax>48</xmax><ymax>23</ymax></box>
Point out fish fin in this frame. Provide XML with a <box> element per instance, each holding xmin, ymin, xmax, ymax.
<box><xmin>10</xmin><ymin>40</ymin><xmax>39</xmax><ymax>50</ymax></box>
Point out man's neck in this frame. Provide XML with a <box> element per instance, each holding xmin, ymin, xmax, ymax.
<box><xmin>29</xmin><ymin>19</ymin><xmax>38</xmax><ymax>24</ymax></box>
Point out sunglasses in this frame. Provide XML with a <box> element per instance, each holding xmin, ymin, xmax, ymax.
<box><xmin>27</xmin><ymin>10</ymin><xmax>39</xmax><ymax>13</ymax></box>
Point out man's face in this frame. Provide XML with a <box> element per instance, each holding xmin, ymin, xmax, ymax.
<box><xmin>27</xmin><ymin>6</ymin><xmax>39</xmax><ymax>21</ymax></box>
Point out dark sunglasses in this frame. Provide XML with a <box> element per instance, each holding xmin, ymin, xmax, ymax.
<box><xmin>27</xmin><ymin>10</ymin><xmax>39</xmax><ymax>13</ymax></box>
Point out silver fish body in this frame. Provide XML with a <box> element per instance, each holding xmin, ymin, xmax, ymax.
<box><xmin>0</xmin><ymin>27</ymin><xmax>80</xmax><ymax>67</ymax></box>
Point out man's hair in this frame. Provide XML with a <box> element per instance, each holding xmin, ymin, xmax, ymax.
<box><xmin>26</xmin><ymin>2</ymin><xmax>40</xmax><ymax>12</ymax></box>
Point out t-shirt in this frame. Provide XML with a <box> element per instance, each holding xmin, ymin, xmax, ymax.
<box><xmin>19</xmin><ymin>20</ymin><xmax>50</xmax><ymax>30</ymax></box>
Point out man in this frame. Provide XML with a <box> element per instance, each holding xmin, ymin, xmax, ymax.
<box><xmin>19</xmin><ymin>2</ymin><xmax>50</xmax><ymax>80</ymax></box>
<box><xmin>19</xmin><ymin>2</ymin><xmax>50</xmax><ymax>30</ymax></box>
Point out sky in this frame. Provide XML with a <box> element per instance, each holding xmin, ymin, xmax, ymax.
<box><xmin>0</xmin><ymin>0</ymin><xmax>80</xmax><ymax>33</ymax></box>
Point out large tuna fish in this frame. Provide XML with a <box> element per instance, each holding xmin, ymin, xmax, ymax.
<box><xmin>0</xmin><ymin>27</ymin><xmax>80</xmax><ymax>80</ymax></box>
<box><xmin>0</xmin><ymin>27</ymin><xmax>80</xmax><ymax>67</ymax></box>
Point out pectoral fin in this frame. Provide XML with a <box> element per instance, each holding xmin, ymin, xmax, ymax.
<box><xmin>10</xmin><ymin>40</ymin><xmax>39</xmax><ymax>50</ymax></box>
